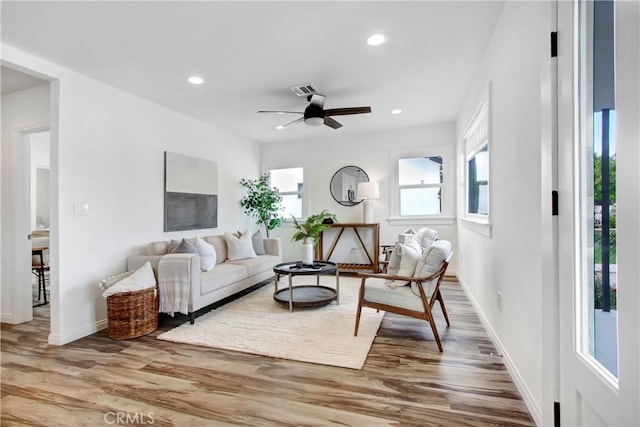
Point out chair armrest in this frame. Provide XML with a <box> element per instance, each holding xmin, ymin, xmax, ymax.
<box><xmin>357</xmin><ymin>272</ymin><xmax>417</xmax><ymax>282</ymax></box>
<box><xmin>358</xmin><ymin>270</ymin><xmax>442</xmax><ymax>283</ymax></box>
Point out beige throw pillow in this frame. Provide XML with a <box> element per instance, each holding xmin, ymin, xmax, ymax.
<box><xmin>224</xmin><ymin>230</ymin><xmax>257</xmax><ymax>261</ymax></box>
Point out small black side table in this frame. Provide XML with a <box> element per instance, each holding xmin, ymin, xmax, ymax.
<box><xmin>272</xmin><ymin>261</ymin><xmax>339</xmax><ymax>312</ymax></box>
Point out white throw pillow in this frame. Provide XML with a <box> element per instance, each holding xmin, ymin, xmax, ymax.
<box><xmin>411</xmin><ymin>240</ymin><xmax>452</xmax><ymax>297</ymax></box>
<box><xmin>194</xmin><ymin>236</ymin><xmax>216</xmax><ymax>271</ymax></box>
<box><xmin>224</xmin><ymin>230</ymin><xmax>257</xmax><ymax>261</ymax></box>
<box><xmin>415</xmin><ymin>227</ymin><xmax>438</xmax><ymax>251</ymax></box>
<box><xmin>385</xmin><ymin>237</ymin><xmax>422</xmax><ymax>287</ymax></box>
<box><xmin>102</xmin><ymin>261</ymin><xmax>156</xmax><ymax>297</ymax></box>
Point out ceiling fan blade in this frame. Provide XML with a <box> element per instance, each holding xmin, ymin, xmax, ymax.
<box><xmin>324</xmin><ymin>117</ymin><xmax>343</xmax><ymax>129</ymax></box>
<box><xmin>258</xmin><ymin>110</ymin><xmax>303</xmax><ymax>114</ymax></box>
<box><xmin>281</xmin><ymin>117</ymin><xmax>304</xmax><ymax>128</ymax></box>
<box><xmin>308</xmin><ymin>94</ymin><xmax>326</xmax><ymax>109</ymax></box>
<box><xmin>323</xmin><ymin>106</ymin><xmax>372</xmax><ymax>116</ymax></box>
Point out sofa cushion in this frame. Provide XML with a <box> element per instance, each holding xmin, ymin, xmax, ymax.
<box><xmin>252</xmin><ymin>230</ymin><xmax>266</xmax><ymax>255</ymax></box>
<box><xmin>228</xmin><ymin>254</ymin><xmax>279</xmax><ymax>277</ymax></box>
<box><xmin>146</xmin><ymin>241</ymin><xmax>169</xmax><ymax>255</ymax></box>
<box><xmin>200</xmin><ymin>263</ymin><xmax>249</xmax><ymax>295</ymax></box>
<box><xmin>169</xmin><ymin>238</ymin><xmax>198</xmax><ymax>255</ymax></box>
<box><xmin>192</xmin><ymin>237</ymin><xmax>216</xmax><ymax>271</ymax></box>
<box><xmin>224</xmin><ymin>231</ymin><xmax>257</xmax><ymax>261</ymax></box>
<box><xmin>205</xmin><ymin>235</ymin><xmax>228</xmax><ymax>264</ymax></box>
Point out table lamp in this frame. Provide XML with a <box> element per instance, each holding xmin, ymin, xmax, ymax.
<box><xmin>357</xmin><ymin>181</ymin><xmax>380</xmax><ymax>223</ymax></box>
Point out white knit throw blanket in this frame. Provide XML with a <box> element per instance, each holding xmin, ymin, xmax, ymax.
<box><xmin>158</xmin><ymin>254</ymin><xmax>193</xmax><ymax>316</ymax></box>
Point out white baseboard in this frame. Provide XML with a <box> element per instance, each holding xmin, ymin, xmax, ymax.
<box><xmin>48</xmin><ymin>318</ymin><xmax>108</xmax><ymax>346</ymax></box>
<box><xmin>456</xmin><ymin>274</ymin><xmax>543</xmax><ymax>427</ymax></box>
<box><xmin>0</xmin><ymin>313</ymin><xmax>15</xmax><ymax>323</ymax></box>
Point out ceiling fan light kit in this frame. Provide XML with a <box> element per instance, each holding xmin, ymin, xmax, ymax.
<box><xmin>259</xmin><ymin>91</ymin><xmax>371</xmax><ymax>130</ymax></box>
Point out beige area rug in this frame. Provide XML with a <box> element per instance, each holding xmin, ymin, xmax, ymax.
<box><xmin>157</xmin><ymin>276</ymin><xmax>384</xmax><ymax>370</ymax></box>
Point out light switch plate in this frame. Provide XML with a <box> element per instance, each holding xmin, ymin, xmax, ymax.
<box><xmin>74</xmin><ymin>201</ymin><xmax>89</xmax><ymax>215</ymax></box>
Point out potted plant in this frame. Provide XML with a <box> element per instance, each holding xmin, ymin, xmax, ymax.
<box><xmin>239</xmin><ymin>173</ymin><xmax>283</xmax><ymax>237</ymax></box>
<box><xmin>291</xmin><ymin>210</ymin><xmax>337</xmax><ymax>264</ymax></box>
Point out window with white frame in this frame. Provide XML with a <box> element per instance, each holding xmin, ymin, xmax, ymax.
<box><xmin>464</xmin><ymin>98</ymin><xmax>490</xmax><ymax>218</ymax></box>
<box><xmin>399</xmin><ymin>156</ymin><xmax>443</xmax><ymax>215</ymax></box>
<box><xmin>389</xmin><ymin>145</ymin><xmax>454</xmax><ymax>225</ymax></box>
<box><xmin>269</xmin><ymin>167</ymin><xmax>304</xmax><ymax>219</ymax></box>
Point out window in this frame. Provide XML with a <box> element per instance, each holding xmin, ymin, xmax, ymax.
<box><xmin>467</xmin><ymin>144</ymin><xmax>489</xmax><ymax>215</ymax></box>
<box><xmin>398</xmin><ymin>156</ymin><xmax>443</xmax><ymax>215</ymax></box>
<box><xmin>389</xmin><ymin>145</ymin><xmax>454</xmax><ymax>225</ymax></box>
<box><xmin>463</xmin><ymin>97</ymin><xmax>490</xmax><ymax>218</ymax></box>
<box><xmin>269</xmin><ymin>167</ymin><xmax>304</xmax><ymax>219</ymax></box>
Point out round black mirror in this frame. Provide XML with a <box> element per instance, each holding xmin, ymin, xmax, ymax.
<box><xmin>330</xmin><ymin>166</ymin><xmax>369</xmax><ymax>206</ymax></box>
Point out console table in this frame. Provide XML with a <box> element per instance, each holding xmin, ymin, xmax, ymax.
<box><xmin>315</xmin><ymin>223</ymin><xmax>379</xmax><ymax>273</ymax></box>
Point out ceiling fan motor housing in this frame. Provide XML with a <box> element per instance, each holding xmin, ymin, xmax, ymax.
<box><xmin>304</xmin><ymin>103</ymin><xmax>325</xmax><ymax>125</ymax></box>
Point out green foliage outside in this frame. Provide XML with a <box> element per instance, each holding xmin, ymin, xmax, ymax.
<box><xmin>594</xmin><ymin>272</ymin><xmax>617</xmax><ymax>310</ymax></box>
<box><xmin>239</xmin><ymin>173</ymin><xmax>283</xmax><ymax>237</ymax></box>
<box><xmin>291</xmin><ymin>210</ymin><xmax>337</xmax><ymax>246</ymax></box>
<box><xmin>594</xmin><ymin>229</ymin><xmax>617</xmax><ymax>264</ymax></box>
<box><xmin>593</xmin><ymin>154</ymin><xmax>617</xmax><ymax>310</ymax></box>
<box><xmin>593</xmin><ymin>154</ymin><xmax>616</xmax><ymax>204</ymax></box>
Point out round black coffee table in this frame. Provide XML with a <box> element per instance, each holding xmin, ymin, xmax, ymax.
<box><xmin>273</xmin><ymin>261</ymin><xmax>339</xmax><ymax>312</ymax></box>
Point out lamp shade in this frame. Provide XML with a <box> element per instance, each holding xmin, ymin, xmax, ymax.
<box><xmin>357</xmin><ymin>181</ymin><xmax>380</xmax><ymax>200</ymax></box>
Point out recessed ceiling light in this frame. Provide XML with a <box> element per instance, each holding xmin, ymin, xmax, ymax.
<box><xmin>188</xmin><ymin>76</ymin><xmax>204</xmax><ymax>85</ymax></box>
<box><xmin>275</xmin><ymin>125</ymin><xmax>284</xmax><ymax>130</ymax></box>
<box><xmin>367</xmin><ymin>34</ymin><xmax>387</xmax><ymax>46</ymax></box>
<box><xmin>391</xmin><ymin>109</ymin><xmax>402</xmax><ymax>115</ymax></box>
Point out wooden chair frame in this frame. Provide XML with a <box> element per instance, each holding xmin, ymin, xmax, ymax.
<box><xmin>354</xmin><ymin>252</ymin><xmax>453</xmax><ymax>352</ymax></box>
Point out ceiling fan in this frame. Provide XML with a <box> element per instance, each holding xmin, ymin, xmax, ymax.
<box><xmin>258</xmin><ymin>94</ymin><xmax>371</xmax><ymax>130</ymax></box>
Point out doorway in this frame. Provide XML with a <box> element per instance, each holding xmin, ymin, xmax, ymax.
<box><xmin>556</xmin><ymin>0</ymin><xmax>639</xmax><ymax>425</ymax></box>
<box><xmin>29</xmin><ymin>130</ymin><xmax>51</xmax><ymax>311</ymax></box>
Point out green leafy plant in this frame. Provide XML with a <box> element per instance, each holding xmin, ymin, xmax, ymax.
<box><xmin>291</xmin><ymin>210</ymin><xmax>337</xmax><ymax>246</ymax></box>
<box><xmin>239</xmin><ymin>173</ymin><xmax>283</xmax><ymax>237</ymax></box>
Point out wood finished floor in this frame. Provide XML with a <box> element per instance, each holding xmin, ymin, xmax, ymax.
<box><xmin>2</xmin><ymin>279</ymin><xmax>534</xmax><ymax>426</ymax></box>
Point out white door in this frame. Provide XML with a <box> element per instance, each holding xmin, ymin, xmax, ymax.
<box><xmin>557</xmin><ymin>0</ymin><xmax>639</xmax><ymax>425</ymax></box>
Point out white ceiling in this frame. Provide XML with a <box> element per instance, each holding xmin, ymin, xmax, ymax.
<box><xmin>1</xmin><ymin>1</ymin><xmax>504</xmax><ymax>143</ymax></box>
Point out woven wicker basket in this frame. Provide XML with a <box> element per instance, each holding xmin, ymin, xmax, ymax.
<box><xmin>107</xmin><ymin>286</ymin><xmax>158</xmax><ymax>340</ymax></box>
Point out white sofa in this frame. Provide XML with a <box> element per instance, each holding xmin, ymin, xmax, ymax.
<box><xmin>127</xmin><ymin>235</ymin><xmax>282</xmax><ymax>323</ymax></box>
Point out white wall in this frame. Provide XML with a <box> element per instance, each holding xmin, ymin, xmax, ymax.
<box><xmin>1</xmin><ymin>45</ymin><xmax>261</xmax><ymax>343</ymax></box>
<box><xmin>30</xmin><ymin>130</ymin><xmax>50</xmax><ymax>229</ymax></box>
<box><xmin>261</xmin><ymin>122</ymin><xmax>458</xmax><ymax>271</ymax></box>
<box><xmin>455</xmin><ymin>2</ymin><xmax>550</xmax><ymax>424</ymax></box>
<box><xmin>1</xmin><ymin>83</ymin><xmax>50</xmax><ymax>323</ymax></box>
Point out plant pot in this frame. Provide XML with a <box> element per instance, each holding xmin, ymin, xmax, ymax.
<box><xmin>302</xmin><ymin>238</ymin><xmax>314</xmax><ymax>265</ymax></box>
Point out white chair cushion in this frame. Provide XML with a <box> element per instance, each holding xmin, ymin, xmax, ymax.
<box><xmin>412</xmin><ymin>240</ymin><xmax>452</xmax><ymax>296</ymax></box>
<box><xmin>363</xmin><ymin>277</ymin><xmax>427</xmax><ymax>312</ymax></box>
<box><xmin>415</xmin><ymin>227</ymin><xmax>438</xmax><ymax>251</ymax></box>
